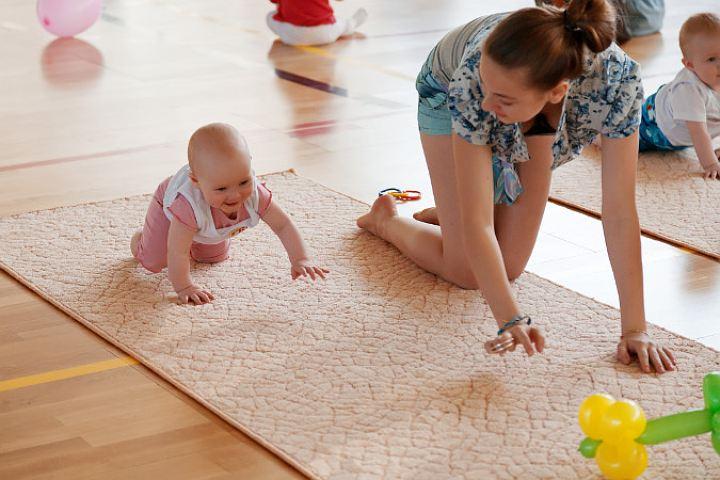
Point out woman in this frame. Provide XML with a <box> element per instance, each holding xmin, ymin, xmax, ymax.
<box><xmin>357</xmin><ymin>0</ymin><xmax>676</xmax><ymax>373</ymax></box>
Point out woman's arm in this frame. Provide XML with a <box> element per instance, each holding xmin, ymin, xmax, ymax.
<box><xmin>600</xmin><ymin>131</ymin><xmax>675</xmax><ymax>372</ymax></box>
<box><xmin>453</xmin><ymin>133</ymin><xmax>542</xmax><ymax>355</ymax></box>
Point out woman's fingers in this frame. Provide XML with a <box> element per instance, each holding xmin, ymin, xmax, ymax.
<box><xmin>662</xmin><ymin>346</ymin><xmax>677</xmax><ymax>367</ymax></box>
<box><xmin>658</xmin><ymin>347</ymin><xmax>675</xmax><ymax>372</ymax></box>
<box><xmin>616</xmin><ymin>340</ymin><xmax>631</xmax><ymax>365</ymax></box>
<box><xmin>484</xmin><ymin>334</ymin><xmax>514</xmax><ymax>354</ymax></box>
<box><xmin>636</xmin><ymin>346</ymin><xmax>651</xmax><ymax>373</ymax></box>
<box><xmin>514</xmin><ymin>329</ymin><xmax>535</xmax><ymax>356</ymax></box>
<box><xmin>529</xmin><ymin>328</ymin><xmax>545</xmax><ymax>353</ymax></box>
<box><xmin>648</xmin><ymin>345</ymin><xmax>665</xmax><ymax>373</ymax></box>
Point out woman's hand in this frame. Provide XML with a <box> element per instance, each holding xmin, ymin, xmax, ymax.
<box><xmin>484</xmin><ymin>324</ymin><xmax>545</xmax><ymax>356</ymax></box>
<box><xmin>616</xmin><ymin>332</ymin><xmax>676</xmax><ymax>373</ymax></box>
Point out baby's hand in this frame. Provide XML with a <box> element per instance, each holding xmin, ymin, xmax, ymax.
<box><xmin>177</xmin><ymin>284</ymin><xmax>214</xmax><ymax>305</ymax></box>
<box><xmin>291</xmin><ymin>259</ymin><xmax>329</xmax><ymax>281</ymax></box>
<box><xmin>703</xmin><ymin>160</ymin><xmax>720</xmax><ymax>180</ymax></box>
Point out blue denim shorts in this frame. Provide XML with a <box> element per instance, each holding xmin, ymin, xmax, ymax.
<box><xmin>416</xmin><ymin>50</ymin><xmax>452</xmax><ymax>136</ymax></box>
<box><xmin>414</xmin><ymin>52</ymin><xmax>523</xmax><ymax>204</ymax></box>
<box><xmin>639</xmin><ymin>90</ymin><xmax>687</xmax><ymax>152</ymax></box>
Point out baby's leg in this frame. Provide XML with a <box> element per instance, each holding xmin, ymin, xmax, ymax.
<box><xmin>266</xmin><ymin>9</ymin><xmax>366</xmax><ymax>46</ymax></box>
<box><xmin>191</xmin><ymin>241</ymin><xmax>230</xmax><ymax>264</ymax></box>
<box><xmin>130</xmin><ymin>229</ymin><xmax>142</xmax><ymax>257</ymax></box>
<box><xmin>133</xmin><ymin>179</ymin><xmax>172</xmax><ymax>273</ymax></box>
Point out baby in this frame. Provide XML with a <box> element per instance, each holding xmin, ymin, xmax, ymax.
<box><xmin>639</xmin><ymin>13</ymin><xmax>720</xmax><ymax>179</ymax></box>
<box><xmin>266</xmin><ymin>0</ymin><xmax>367</xmax><ymax>46</ymax></box>
<box><xmin>131</xmin><ymin>123</ymin><xmax>329</xmax><ymax>305</ymax></box>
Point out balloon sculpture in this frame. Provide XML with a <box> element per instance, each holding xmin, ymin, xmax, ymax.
<box><xmin>37</xmin><ymin>0</ymin><xmax>102</xmax><ymax>38</ymax></box>
<box><xmin>578</xmin><ymin>372</ymin><xmax>720</xmax><ymax>479</ymax></box>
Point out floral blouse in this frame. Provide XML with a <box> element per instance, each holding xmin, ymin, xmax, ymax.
<box><xmin>447</xmin><ymin>15</ymin><xmax>644</xmax><ymax>170</ymax></box>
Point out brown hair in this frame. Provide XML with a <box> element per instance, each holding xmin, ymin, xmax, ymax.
<box><xmin>484</xmin><ymin>0</ymin><xmax>617</xmax><ymax>90</ymax></box>
<box><xmin>679</xmin><ymin>13</ymin><xmax>720</xmax><ymax>58</ymax></box>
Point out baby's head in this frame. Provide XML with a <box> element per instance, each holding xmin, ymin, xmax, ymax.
<box><xmin>188</xmin><ymin>123</ymin><xmax>254</xmax><ymax>215</ymax></box>
<box><xmin>680</xmin><ymin>13</ymin><xmax>720</xmax><ymax>90</ymax></box>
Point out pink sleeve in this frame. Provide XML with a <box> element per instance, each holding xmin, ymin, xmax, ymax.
<box><xmin>257</xmin><ymin>183</ymin><xmax>273</xmax><ymax>218</ymax></box>
<box><xmin>167</xmin><ymin>194</ymin><xmax>199</xmax><ymax>230</ymax></box>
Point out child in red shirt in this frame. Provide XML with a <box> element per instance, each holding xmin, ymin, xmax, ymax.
<box><xmin>267</xmin><ymin>0</ymin><xmax>367</xmax><ymax>46</ymax></box>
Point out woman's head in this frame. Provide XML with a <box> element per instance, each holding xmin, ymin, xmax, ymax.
<box><xmin>480</xmin><ymin>0</ymin><xmax>616</xmax><ymax>123</ymax></box>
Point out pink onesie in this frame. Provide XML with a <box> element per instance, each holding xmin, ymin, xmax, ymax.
<box><xmin>134</xmin><ymin>176</ymin><xmax>272</xmax><ymax>273</ymax></box>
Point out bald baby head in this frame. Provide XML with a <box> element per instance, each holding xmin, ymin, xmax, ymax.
<box><xmin>187</xmin><ymin>123</ymin><xmax>251</xmax><ymax>177</ymax></box>
<box><xmin>186</xmin><ymin>123</ymin><xmax>256</xmax><ymax>215</ymax></box>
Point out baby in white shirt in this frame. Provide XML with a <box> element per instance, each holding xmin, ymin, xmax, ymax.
<box><xmin>639</xmin><ymin>13</ymin><xmax>720</xmax><ymax>179</ymax></box>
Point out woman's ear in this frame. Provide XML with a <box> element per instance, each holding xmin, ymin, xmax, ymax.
<box><xmin>548</xmin><ymin>80</ymin><xmax>570</xmax><ymax>103</ymax></box>
<box><xmin>548</xmin><ymin>80</ymin><xmax>570</xmax><ymax>104</ymax></box>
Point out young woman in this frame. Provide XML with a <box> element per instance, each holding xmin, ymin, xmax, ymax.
<box><xmin>357</xmin><ymin>0</ymin><xmax>676</xmax><ymax>373</ymax></box>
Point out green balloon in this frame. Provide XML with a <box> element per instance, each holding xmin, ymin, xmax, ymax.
<box><xmin>713</xmin><ymin>431</ymin><xmax>720</xmax><ymax>456</ymax></box>
<box><xmin>705</xmin><ymin>372</ymin><xmax>720</xmax><ymax>412</ymax></box>
<box><xmin>637</xmin><ymin>410</ymin><xmax>711</xmax><ymax>445</ymax></box>
<box><xmin>579</xmin><ymin>438</ymin><xmax>601</xmax><ymax>458</ymax></box>
<box><xmin>713</xmin><ymin>411</ymin><xmax>720</xmax><ymax>432</ymax></box>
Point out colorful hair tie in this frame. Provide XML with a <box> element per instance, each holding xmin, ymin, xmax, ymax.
<box><xmin>378</xmin><ymin>188</ymin><xmax>422</xmax><ymax>201</ymax></box>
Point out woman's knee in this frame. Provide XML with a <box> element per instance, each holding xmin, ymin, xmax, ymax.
<box><xmin>442</xmin><ymin>266</ymin><xmax>478</xmax><ymax>290</ymax></box>
<box><xmin>504</xmin><ymin>260</ymin><xmax>526</xmax><ymax>282</ymax></box>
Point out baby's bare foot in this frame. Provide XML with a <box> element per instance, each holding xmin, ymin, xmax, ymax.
<box><xmin>356</xmin><ymin>194</ymin><xmax>398</xmax><ymax>238</ymax></box>
<box><xmin>130</xmin><ymin>229</ymin><xmax>142</xmax><ymax>258</ymax></box>
<box><xmin>413</xmin><ymin>207</ymin><xmax>439</xmax><ymax>225</ymax></box>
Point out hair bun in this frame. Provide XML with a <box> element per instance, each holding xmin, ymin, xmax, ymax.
<box><xmin>564</xmin><ymin>0</ymin><xmax>616</xmax><ymax>53</ymax></box>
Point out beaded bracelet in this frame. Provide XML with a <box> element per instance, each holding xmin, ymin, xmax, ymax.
<box><xmin>621</xmin><ymin>328</ymin><xmax>648</xmax><ymax>338</ymax></box>
<box><xmin>497</xmin><ymin>314</ymin><xmax>532</xmax><ymax>336</ymax></box>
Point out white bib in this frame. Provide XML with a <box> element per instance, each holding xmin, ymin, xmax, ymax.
<box><xmin>162</xmin><ymin>165</ymin><xmax>261</xmax><ymax>244</ymax></box>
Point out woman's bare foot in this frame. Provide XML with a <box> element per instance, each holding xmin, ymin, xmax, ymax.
<box><xmin>130</xmin><ymin>229</ymin><xmax>142</xmax><ymax>258</ymax></box>
<box><xmin>413</xmin><ymin>207</ymin><xmax>439</xmax><ymax>226</ymax></box>
<box><xmin>356</xmin><ymin>194</ymin><xmax>398</xmax><ymax>238</ymax></box>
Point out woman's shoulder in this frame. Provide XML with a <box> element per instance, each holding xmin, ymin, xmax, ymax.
<box><xmin>571</xmin><ymin>43</ymin><xmax>642</xmax><ymax>108</ymax></box>
<box><xmin>583</xmin><ymin>43</ymin><xmax>641</xmax><ymax>86</ymax></box>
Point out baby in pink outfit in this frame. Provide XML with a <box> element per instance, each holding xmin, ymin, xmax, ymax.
<box><xmin>131</xmin><ymin>122</ymin><xmax>329</xmax><ymax>305</ymax></box>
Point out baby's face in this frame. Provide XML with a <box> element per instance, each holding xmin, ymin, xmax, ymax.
<box><xmin>192</xmin><ymin>152</ymin><xmax>254</xmax><ymax>216</ymax></box>
<box><xmin>684</xmin><ymin>33</ymin><xmax>720</xmax><ymax>91</ymax></box>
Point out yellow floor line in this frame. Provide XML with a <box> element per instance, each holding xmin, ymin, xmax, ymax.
<box><xmin>295</xmin><ymin>45</ymin><xmax>415</xmax><ymax>81</ymax></box>
<box><xmin>0</xmin><ymin>356</ymin><xmax>139</xmax><ymax>393</ymax></box>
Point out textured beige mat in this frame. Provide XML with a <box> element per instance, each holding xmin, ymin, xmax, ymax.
<box><xmin>1</xmin><ymin>171</ymin><xmax>719</xmax><ymax>479</ymax></box>
<box><xmin>550</xmin><ymin>148</ymin><xmax>720</xmax><ymax>258</ymax></box>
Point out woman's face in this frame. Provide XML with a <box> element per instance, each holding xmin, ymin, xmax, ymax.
<box><xmin>478</xmin><ymin>55</ymin><xmax>567</xmax><ymax>124</ymax></box>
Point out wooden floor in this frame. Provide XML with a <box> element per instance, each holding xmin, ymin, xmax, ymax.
<box><xmin>1</xmin><ymin>0</ymin><xmax>718</xmax><ymax>478</ymax></box>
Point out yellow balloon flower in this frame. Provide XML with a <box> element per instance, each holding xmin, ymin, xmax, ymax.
<box><xmin>601</xmin><ymin>400</ymin><xmax>647</xmax><ymax>445</ymax></box>
<box><xmin>596</xmin><ymin>440</ymin><xmax>648</xmax><ymax>480</ymax></box>
<box><xmin>579</xmin><ymin>393</ymin><xmax>616</xmax><ymax>439</ymax></box>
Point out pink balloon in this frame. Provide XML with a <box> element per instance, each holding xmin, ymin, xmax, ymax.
<box><xmin>37</xmin><ymin>0</ymin><xmax>102</xmax><ymax>38</ymax></box>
